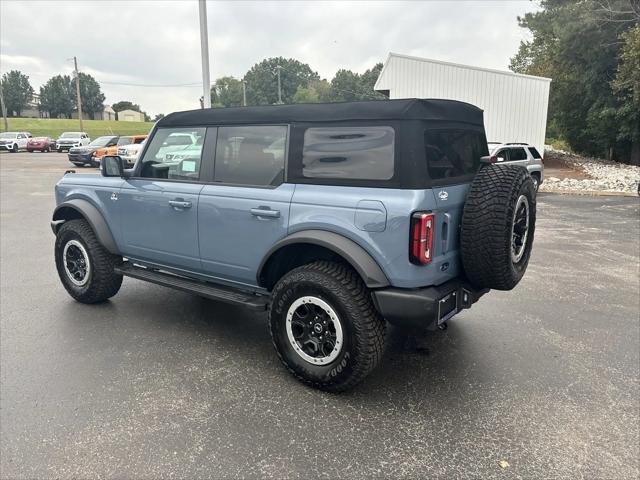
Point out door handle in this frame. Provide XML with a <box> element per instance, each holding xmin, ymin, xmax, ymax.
<box><xmin>442</xmin><ymin>213</ymin><xmax>452</xmax><ymax>254</ymax></box>
<box><xmin>250</xmin><ymin>207</ymin><xmax>280</xmax><ymax>218</ymax></box>
<box><xmin>168</xmin><ymin>199</ymin><xmax>192</xmax><ymax>210</ymax></box>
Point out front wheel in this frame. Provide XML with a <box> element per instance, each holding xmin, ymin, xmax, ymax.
<box><xmin>55</xmin><ymin>219</ymin><xmax>123</xmax><ymax>303</ymax></box>
<box><xmin>11</xmin><ymin>144</ymin><xmax>18</xmax><ymax>153</ymax></box>
<box><xmin>531</xmin><ymin>174</ymin><xmax>540</xmax><ymax>192</ymax></box>
<box><xmin>269</xmin><ymin>261</ymin><xmax>386</xmax><ymax>392</ymax></box>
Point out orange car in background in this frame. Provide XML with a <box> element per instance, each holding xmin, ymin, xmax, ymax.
<box><xmin>104</xmin><ymin>134</ymin><xmax>147</xmax><ymax>156</ymax></box>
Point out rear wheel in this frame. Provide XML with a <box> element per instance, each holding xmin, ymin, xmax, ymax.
<box><xmin>269</xmin><ymin>261</ymin><xmax>386</xmax><ymax>392</ymax></box>
<box><xmin>461</xmin><ymin>165</ymin><xmax>536</xmax><ymax>290</ymax></box>
<box><xmin>55</xmin><ymin>219</ymin><xmax>123</xmax><ymax>303</ymax></box>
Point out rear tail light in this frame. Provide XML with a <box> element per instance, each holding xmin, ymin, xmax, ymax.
<box><xmin>410</xmin><ymin>212</ymin><xmax>434</xmax><ymax>265</ymax></box>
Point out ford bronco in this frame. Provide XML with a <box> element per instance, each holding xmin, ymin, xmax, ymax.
<box><xmin>51</xmin><ymin>99</ymin><xmax>536</xmax><ymax>391</ymax></box>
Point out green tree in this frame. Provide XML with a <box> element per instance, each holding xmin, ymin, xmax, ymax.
<box><xmin>612</xmin><ymin>25</ymin><xmax>640</xmax><ymax>164</ymax></box>
<box><xmin>0</xmin><ymin>70</ymin><xmax>33</xmax><ymax>117</ymax></box>
<box><xmin>292</xmin><ymin>80</ymin><xmax>333</xmax><ymax>103</ymax></box>
<box><xmin>293</xmin><ymin>84</ymin><xmax>319</xmax><ymax>103</ymax></box>
<box><xmin>154</xmin><ymin>113</ymin><xmax>165</xmax><ymax>121</ymax></box>
<box><xmin>112</xmin><ymin>100</ymin><xmax>141</xmax><ymax>113</ymax></box>
<box><xmin>330</xmin><ymin>63</ymin><xmax>386</xmax><ymax>102</ymax></box>
<box><xmin>244</xmin><ymin>57</ymin><xmax>319</xmax><ymax>105</ymax></box>
<box><xmin>75</xmin><ymin>72</ymin><xmax>105</xmax><ymax>117</ymax></box>
<box><xmin>39</xmin><ymin>75</ymin><xmax>74</xmax><ymax>118</ymax></box>
<box><xmin>510</xmin><ymin>0</ymin><xmax>639</xmax><ymax>163</ymax></box>
<box><xmin>210</xmin><ymin>76</ymin><xmax>244</xmax><ymax>107</ymax></box>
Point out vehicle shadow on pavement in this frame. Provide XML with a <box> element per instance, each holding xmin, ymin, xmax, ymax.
<box><xmin>54</xmin><ymin>290</ymin><xmax>477</xmax><ymax>402</ymax></box>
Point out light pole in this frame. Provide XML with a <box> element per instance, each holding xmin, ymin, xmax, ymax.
<box><xmin>73</xmin><ymin>56</ymin><xmax>83</xmax><ymax>131</ymax></box>
<box><xmin>0</xmin><ymin>81</ymin><xmax>8</xmax><ymax>131</ymax></box>
<box><xmin>276</xmin><ymin>65</ymin><xmax>283</xmax><ymax>104</ymax></box>
<box><xmin>242</xmin><ymin>80</ymin><xmax>247</xmax><ymax>107</ymax></box>
<box><xmin>198</xmin><ymin>0</ymin><xmax>211</xmax><ymax>109</ymax></box>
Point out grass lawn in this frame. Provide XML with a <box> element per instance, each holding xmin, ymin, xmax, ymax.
<box><xmin>3</xmin><ymin>118</ymin><xmax>154</xmax><ymax>139</ymax></box>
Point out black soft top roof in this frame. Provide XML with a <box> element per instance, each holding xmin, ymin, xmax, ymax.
<box><xmin>158</xmin><ymin>98</ymin><xmax>484</xmax><ymax>128</ymax></box>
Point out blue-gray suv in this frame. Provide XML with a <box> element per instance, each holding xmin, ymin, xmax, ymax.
<box><xmin>51</xmin><ymin>99</ymin><xmax>536</xmax><ymax>391</ymax></box>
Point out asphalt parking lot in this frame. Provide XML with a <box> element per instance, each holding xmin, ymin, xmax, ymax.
<box><xmin>1</xmin><ymin>151</ymin><xmax>639</xmax><ymax>479</ymax></box>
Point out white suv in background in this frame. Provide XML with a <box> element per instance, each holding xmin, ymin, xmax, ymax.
<box><xmin>487</xmin><ymin>142</ymin><xmax>544</xmax><ymax>191</ymax></box>
<box><xmin>56</xmin><ymin>132</ymin><xmax>91</xmax><ymax>152</ymax></box>
<box><xmin>117</xmin><ymin>140</ymin><xmax>146</xmax><ymax>167</ymax></box>
<box><xmin>0</xmin><ymin>132</ymin><xmax>30</xmax><ymax>152</ymax></box>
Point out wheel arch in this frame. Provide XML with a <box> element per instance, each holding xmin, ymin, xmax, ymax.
<box><xmin>52</xmin><ymin>199</ymin><xmax>119</xmax><ymax>254</ymax></box>
<box><xmin>257</xmin><ymin>230</ymin><xmax>389</xmax><ymax>291</ymax></box>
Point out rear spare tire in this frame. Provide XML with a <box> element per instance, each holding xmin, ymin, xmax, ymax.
<box><xmin>460</xmin><ymin>165</ymin><xmax>536</xmax><ymax>290</ymax></box>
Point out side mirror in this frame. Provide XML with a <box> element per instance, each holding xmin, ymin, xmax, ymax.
<box><xmin>101</xmin><ymin>155</ymin><xmax>124</xmax><ymax>177</ymax></box>
<box><xmin>480</xmin><ymin>155</ymin><xmax>498</xmax><ymax>165</ymax></box>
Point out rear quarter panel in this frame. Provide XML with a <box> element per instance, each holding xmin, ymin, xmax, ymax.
<box><xmin>290</xmin><ymin>184</ymin><xmax>467</xmax><ymax>288</ymax></box>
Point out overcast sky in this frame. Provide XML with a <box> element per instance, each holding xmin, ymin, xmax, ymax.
<box><xmin>0</xmin><ymin>0</ymin><xmax>539</xmax><ymax>116</ymax></box>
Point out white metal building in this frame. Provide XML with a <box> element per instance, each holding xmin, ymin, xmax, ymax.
<box><xmin>374</xmin><ymin>53</ymin><xmax>551</xmax><ymax>153</ymax></box>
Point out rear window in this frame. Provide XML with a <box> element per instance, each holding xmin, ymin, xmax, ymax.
<box><xmin>302</xmin><ymin>126</ymin><xmax>394</xmax><ymax>180</ymax></box>
<box><xmin>424</xmin><ymin>129</ymin><xmax>488</xmax><ymax>181</ymax></box>
<box><xmin>214</xmin><ymin>126</ymin><xmax>287</xmax><ymax>186</ymax></box>
<box><xmin>528</xmin><ymin>147</ymin><xmax>542</xmax><ymax>159</ymax></box>
<box><xmin>510</xmin><ymin>147</ymin><xmax>527</xmax><ymax>161</ymax></box>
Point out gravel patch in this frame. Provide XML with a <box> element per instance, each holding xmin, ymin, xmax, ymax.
<box><xmin>541</xmin><ymin>149</ymin><xmax>640</xmax><ymax>195</ymax></box>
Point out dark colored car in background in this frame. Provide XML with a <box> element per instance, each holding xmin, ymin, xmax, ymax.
<box><xmin>68</xmin><ymin>136</ymin><xmax>118</xmax><ymax>167</ymax></box>
<box><xmin>27</xmin><ymin>137</ymin><xmax>56</xmax><ymax>152</ymax></box>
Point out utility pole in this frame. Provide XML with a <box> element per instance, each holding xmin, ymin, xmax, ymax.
<box><xmin>198</xmin><ymin>0</ymin><xmax>211</xmax><ymax>109</ymax></box>
<box><xmin>73</xmin><ymin>56</ymin><xmax>84</xmax><ymax>131</ymax></box>
<box><xmin>242</xmin><ymin>80</ymin><xmax>247</xmax><ymax>107</ymax></box>
<box><xmin>276</xmin><ymin>65</ymin><xmax>283</xmax><ymax>104</ymax></box>
<box><xmin>0</xmin><ymin>81</ymin><xmax>8</xmax><ymax>131</ymax></box>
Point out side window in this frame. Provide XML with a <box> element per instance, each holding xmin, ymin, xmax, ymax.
<box><xmin>425</xmin><ymin>129</ymin><xmax>488</xmax><ymax>181</ymax></box>
<box><xmin>495</xmin><ymin>149</ymin><xmax>509</xmax><ymax>162</ymax></box>
<box><xmin>139</xmin><ymin>127</ymin><xmax>206</xmax><ymax>181</ymax></box>
<box><xmin>214</xmin><ymin>126</ymin><xmax>286</xmax><ymax>186</ymax></box>
<box><xmin>17</xmin><ymin>134</ymin><xmax>24</xmax><ymax>139</ymax></box>
<box><xmin>528</xmin><ymin>147</ymin><xmax>542</xmax><ymax>159</ymax></box>
<box><xmin>510</xmin><ymin>148</ymin><xmax>527</xmax><ymax>161</ymax></box>
<box><xmin>302</xmin><ymin>126</ymin><xmax>394</xmax><ymax>180</ymax></box>
<box><xmin>134</xmin><ymin>137</ymin><xmax>146</xmax><ymax>144</ymax></box>
<box><xmin>118</xmin><ymin>137</ymin><xmax>133</xmax><ymax>146</ymax></box>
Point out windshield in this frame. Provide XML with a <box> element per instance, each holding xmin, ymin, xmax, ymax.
<box><xmin>61</xmin><ymin>132</ymin><xmax>81</xmax><ymax>138</ymax></box>
<box><xmin>0</xmin><ymin>133</ymin><xmax>17</xmax><ymax>139</ymax></box>
<box><xmin>90</xmin><ymin>136</ymin><xmax>115</xmax><ymax>147</ymax></box>
<box><xmin>34</xmin><ymin>137</ymin><xmax>49</xmax><ymax>141</ymax></box>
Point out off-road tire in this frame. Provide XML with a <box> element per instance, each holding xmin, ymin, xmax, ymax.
<box><xmin>461</xmin><ymin>164</ymin><xmax>536</xmax><ymax>290</ymax></box>
<box><xmin>269</xmin><ymin>261</ymin><xmax>386</xmax><ymax>392</ymax></box>
<box><xmin>55</xmin><ymin>219</ymin><xmax>123</xmax><ymax>303</ymax></box>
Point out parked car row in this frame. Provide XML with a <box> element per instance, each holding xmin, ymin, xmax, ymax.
<box><xmin>0</xmin><ymin>130</ymin><xmax>149</xmax><ymax>168</ymax></box>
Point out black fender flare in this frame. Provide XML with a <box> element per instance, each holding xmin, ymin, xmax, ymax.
<box><xmin>52</xmin><ymin>199</ymin><xmax>119</xmax><ymax>254</ymax></box>
<box><xmin>257</xmin><ymin>230</ymin><xmax>390</xmax><ymax>288</ymax></box>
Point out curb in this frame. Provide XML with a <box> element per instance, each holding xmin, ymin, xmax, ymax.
<box><xmin>538</xmin><ymin>189</ymin><xmax>639</xmax><ymax>198</ymax></box>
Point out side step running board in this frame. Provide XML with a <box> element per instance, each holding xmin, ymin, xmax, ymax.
<box><xmin>114</xmin><ymin>263</ymin><xmax>269</xmax><ymax>310</ymax></box>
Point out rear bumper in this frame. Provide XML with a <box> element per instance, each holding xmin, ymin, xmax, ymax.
<box><xmin>372</xmin><ymin>279</ymin><xmax>489</xmax><ymax>329</ymax></box>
